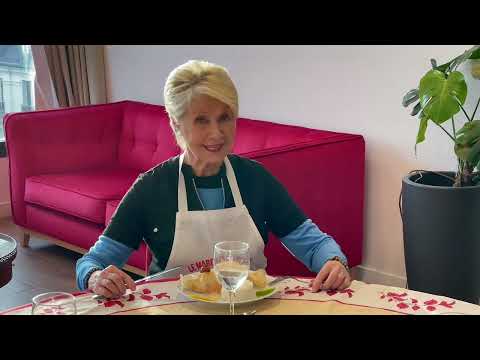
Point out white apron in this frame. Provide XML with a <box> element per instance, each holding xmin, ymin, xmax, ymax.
<box><xmin>164</xmin><ymin>153</ymin><xmax>267</xmax><ymax>274</ymax></box>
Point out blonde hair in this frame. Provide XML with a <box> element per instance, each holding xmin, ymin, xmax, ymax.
<box><xmin>163</xmin><ymin>60</ymin><xmax>239</xmax><ymax>149</ymax></box>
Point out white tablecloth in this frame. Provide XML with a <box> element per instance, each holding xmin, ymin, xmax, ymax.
<box><xmin>2</xmin><ymin>278</ymin><xmax>479</xmax><ymax>315</ymax></box>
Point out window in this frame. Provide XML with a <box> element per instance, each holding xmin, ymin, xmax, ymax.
<box><xmin>0</xmin><ymin>45</ymin><xmax>36</xmax><ymax>142</ymax></box>
<box><xmin>0</xmin><ymin>78</ymin><xmax>4</xmax><ymax>118</ymax></box>
<box><xmin>21</xmin><ymin>80</ymin><xmax>33</xmax><ymax>112</ymax></box>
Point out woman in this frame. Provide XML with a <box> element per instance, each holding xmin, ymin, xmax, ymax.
<box><xmin>76</xmin><ymin>60</ymin><xmax>351</xmax><ymax>299</ymax></box>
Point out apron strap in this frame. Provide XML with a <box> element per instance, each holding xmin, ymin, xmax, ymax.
<box><xmin>178</xmin><ymin>153</ymin><xmax>245</xmax><ymax>212</ymax></box>
<box><xmin>178</xmin><ymin>153</ymin><xmax>188</xmax><ymax>212</ymax></box>
<box><xmin>224</xmin><ymin>156</ymin><xmax>244</xmax><ymax>207</ymax></box>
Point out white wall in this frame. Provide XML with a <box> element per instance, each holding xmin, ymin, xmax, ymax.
<box><xmin>105</xmin><ymin>45</ymin><xmax>478</xmax><ymax>286</ymax></box>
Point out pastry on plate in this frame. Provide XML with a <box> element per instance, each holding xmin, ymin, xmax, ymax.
<box><xmin>248</xmin><ymin>269</ymin><xmax>267</xmax><ymax>288</ymax></box>
<box><xmin>180</xmin><ymin>266</ymin><xmax>222</xmax><ymax>294</ymax></box>
<box><xmin>180</xmin><ymin>266</ymin><xmax>268</xmax><ymax>295</ymax></box>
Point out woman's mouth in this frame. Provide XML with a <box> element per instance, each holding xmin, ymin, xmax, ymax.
<box><xmin>204</xmin><ymin>144</ymin><xmax>224</xmax><ymax>152</ymax></box>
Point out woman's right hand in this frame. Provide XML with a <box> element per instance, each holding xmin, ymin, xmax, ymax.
<box><xmin>88</xmin><ymin>265</ymin><xmax>136</xmax><ymax>299</ymax></box>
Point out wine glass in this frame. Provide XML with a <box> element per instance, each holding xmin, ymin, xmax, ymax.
<box><xmin>31</xmin><ymin>292</ymin><xmax>77</xmax><ymax>315</ymax></box>
<box><xmin>213</xmin><ymin>241</ymin><xmax>250</xmax><ymax>315</ymax></box>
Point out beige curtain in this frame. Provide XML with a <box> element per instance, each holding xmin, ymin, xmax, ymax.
<box><xmin>43</xmin><ymin>45</ymin><xmax>107</xmax><ymax>107</ymax></box>
<box><xmin>31</xmin><ymin>45</ymin><xmax>59</xmax><ymax>110</ymax></box>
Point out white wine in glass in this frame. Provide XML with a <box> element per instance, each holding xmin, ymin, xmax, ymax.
<box><xmin>213</xmin><ymin>241</ymin><xmax>250</xmax><ymax>315</ymax></box>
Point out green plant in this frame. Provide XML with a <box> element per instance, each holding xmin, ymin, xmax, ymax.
<box><xmin>402</xmin><ymin>45</ymin><xmax>480</xmax><ymax>187</ymax></box>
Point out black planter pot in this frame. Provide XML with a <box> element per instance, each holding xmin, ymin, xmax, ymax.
<box><xmin>401</xmin><ymin>171</ymin><xmax>480</xmax><ymax>304</ymax></box>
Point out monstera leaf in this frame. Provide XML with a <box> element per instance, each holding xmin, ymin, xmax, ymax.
<box><xmin>455</xmin><ymin>121</ymin><xmax>480</xmax><ymax>167</ymax></box>
<box><xmin>467</xmin><ymin>141</ymin><xmax>480</xmax><ymax>167</ymax></box>
<box><xmin>435</xmin><ymin>45</ymin><xmax>480</xmax><ymax>73</ymax></box>
<box><xmin>418</xmin><ymin>70</ymin><xmax>467</xmax><ymax>124</ymax></box>
<box><xmin>402</xmin><ymin>88</ymin><xmax>419</xmax><ymax>107</ymax></box>
<box><xmin>456</xmin><ymin>120</ymin><xmax>480</xmax><ymax>145</ymax></box>
<box><xmin>469</xmin><ymin>47</ymin><xmax>480</xmax><ymax>60</ymax></box>
<box><xmin>455</xmin><ymin>141</ymin><xmax>480</xmax><ymax>168</ymax></box>
<box><xmin>416</xmin><ymin>112</ymin><xmax>429</xmax><ymax>145</ymax></box>
<box><xmin>454</xmin><ymin>143</ymin><xmax>471</xmax><ymax>161</ymax></box>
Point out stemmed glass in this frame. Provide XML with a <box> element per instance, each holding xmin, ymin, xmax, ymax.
<box><xmin>31</xmin><ymin>292</ymin><xmax>77</xmax><ymax>315</ymax></box>
<box><xmin>213</xmin><ymin>241</ymin><xmax>250</xmax><ymax>315</ymax></box>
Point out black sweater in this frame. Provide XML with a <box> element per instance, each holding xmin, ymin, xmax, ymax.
<box><xmin>104</xmin><ymin>154</ymin><xmax>307</xmax><ymax>272</ymax></box>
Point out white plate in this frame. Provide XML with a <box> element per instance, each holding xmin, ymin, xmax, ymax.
<box><xmin>176</xmin><ymin>274</ymin><xmax>278</xmax><ymax>305</ymax></box>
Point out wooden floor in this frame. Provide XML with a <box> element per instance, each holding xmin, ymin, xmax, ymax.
<box><xmin>0</xmin><ymin>217</ymin><xmax>139</xmax><ymax>312</ymax></box>
<box><xmin>0</xmin><ymin>217</ymin><xmax>82</xmax><ymax>311</ymax></box>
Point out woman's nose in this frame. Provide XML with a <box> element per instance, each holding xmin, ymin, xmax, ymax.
<box><xmin>208</xmin><ymin>122</ymin><xmax>223</xmax><ymax>137</ymax></box>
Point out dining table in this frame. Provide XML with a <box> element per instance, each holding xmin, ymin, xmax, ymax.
<box><xmin>2</xmin><ymin>276</ymin><xmax>480</xmax><ymax>315</ymax></box>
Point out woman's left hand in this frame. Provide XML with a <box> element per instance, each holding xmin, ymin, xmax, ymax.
<box><xmin>311</xmin><ymin>260</ymin><xmax>351</xmax><ymax>292</ymax></box>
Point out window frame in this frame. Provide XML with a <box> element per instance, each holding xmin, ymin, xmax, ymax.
<box><xmin>0</xmin><ymin>45</ymin><xmax>35</xmax><ymax>158</ymax></box>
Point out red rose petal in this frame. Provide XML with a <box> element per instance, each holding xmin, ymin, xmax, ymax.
<box><xmin>154</xmin><ymin>292</ymin><xmax>170</xmax><ymax>300</ymax></box>
<box><xmin>439</xmin><ymin>301</ymin><xmax>455</xmax><ymax>308</ymax></box>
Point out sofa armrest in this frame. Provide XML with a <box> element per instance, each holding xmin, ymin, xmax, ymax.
<box><xmin>4</xmin><ymin>102</ymin><xmax>126</xmax><ymax>226</ymax></box>
<box><xmin>246</xmin><ymin>134</ymin><xmax>365</xmax><ymax>270</ymax></box>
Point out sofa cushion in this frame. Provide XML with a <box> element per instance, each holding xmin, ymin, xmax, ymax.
<box><xmin>25</xmin><ymin>168</ymin><xmax>140</xmax><ymax>225</ymax></box>
<box><xmin>27</xmin><ymin>203</ymin><xmax>152</xmax><ymax>272</ymax></box>
<box><xmin>117</xmin><ymin>101</ymin><xmax>180</xmax><ymax>172</ymax></box>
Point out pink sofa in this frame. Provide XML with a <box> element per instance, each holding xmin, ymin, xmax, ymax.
<box><xmin>4</xmin><ymin>100</ymin><xmax>365</xmax><ymax>276</ymax></box>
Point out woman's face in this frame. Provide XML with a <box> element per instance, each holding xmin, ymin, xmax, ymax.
<box><xmin>178</xmin><ymin>94</ymin><xmax>236</xmax><ymax>168</ymax></box>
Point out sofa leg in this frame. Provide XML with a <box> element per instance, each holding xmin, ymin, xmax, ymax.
<box><xmin>22</xmin><ymin>232</ymin><xmax>31</xmax><ymax>247</ymax></box>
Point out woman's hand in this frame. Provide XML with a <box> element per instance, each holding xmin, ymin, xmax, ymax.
<box><xmin>88</xmin><ymin>265</ymin><xmax>136</xmax><ymax>299</ymax></box>
<box><xmin>311</xmin><ymin>260</ymin><xmax>351</xmax><ymax>292</ymax></box>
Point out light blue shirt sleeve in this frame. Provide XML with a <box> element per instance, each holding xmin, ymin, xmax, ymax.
<box><xmin>279</xmin><ymin>219</ymin><xmax>347</xmax><ymax>273</ymax></box>
<box><xmin>75</xmin><ymin>235</ymin><xmax>134</xmax><ymax>290</ymax></box>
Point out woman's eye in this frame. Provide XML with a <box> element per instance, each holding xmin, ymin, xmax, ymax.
<box><xmin>220</xmin><ymin>114</ymin><xmax>231</xmax><ymax>122</ymax></box>
<box><xmin>196</xmin><ymin>117</ymin><xmax>209</xmax><ymax>124</ymax></box>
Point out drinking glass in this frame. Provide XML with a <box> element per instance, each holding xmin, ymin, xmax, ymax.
<box><xmin>213</xmin><ymin>241</ymin><xmax>250</xmax><ymax>315</ymax></box>
<box><xmin>31</xmin><ymin>292</ymin><xmax>77</xmax><ymax>315</ymax></box>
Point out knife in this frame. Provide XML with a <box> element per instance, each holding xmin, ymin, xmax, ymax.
<box><xmin>134</xmin><ymin>265</ymin><xmax>185</xmax><ymax>283</ymax></box>
<box><xmin>91</xmin><ymin>265</ymin><xmax>184</xmax><ymax>301</ymax></box>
